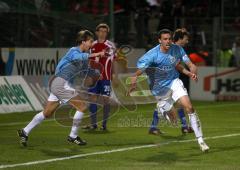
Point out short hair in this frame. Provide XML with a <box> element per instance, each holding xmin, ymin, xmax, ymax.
<box><xmin>158</xmin><ymin>29</ymin><xmax>172</xmax><ymax>39</ymax></box>
<box><xmin>173</xmin><ymin>28</ymin><xmax>190</xmax><ymax>42</ymax></box>
<box><xmin>96</xmin><ymin>23</ymin><xmax>110</xmax><ymax>32</ymax></box>
<box><xmin>76</xmin><ymin>30</ymin><xmax>94</xmax><ymax>45</ymax></box>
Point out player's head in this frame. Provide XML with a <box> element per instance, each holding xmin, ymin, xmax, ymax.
<box><xmin>173</xmin><ymin>28</ymin><xmax>190</xmax><ymax>47</ymax></box>
<box><xmin>76</xmin><ymin>30</ymin><xmax>94</xmax><ymax>51</ymax></box>
<box><xmin>158</xmin><ymin>29</ymin><xmax>173</xmax><ymax>51</ymax></box>
<box><xmin>96</xmin><ymin>23</ymin><xmax>110</xmax><ymax>41</ymax></box>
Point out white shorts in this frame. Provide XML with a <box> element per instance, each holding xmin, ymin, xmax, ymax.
<box><xmin>48</xmin><ymin>93</ymin><xmax>60</xmax><ymax>102</ymax></box>
<box><xmin>48</xmin><ymin>77</ymin><xmax>78</xmax><ymax>103</ymax></box>
<box><xmin>156</xmin><ymin>78</ymin><xmax>188</xmax><ymax>113</ymax></box>
<box><xmin>170</xmin><ymin>78</ymin><xmax>188</xmax><ymax>102</ymax></box>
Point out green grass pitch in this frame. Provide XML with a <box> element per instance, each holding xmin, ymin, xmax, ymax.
<box><xmin>0</xmin><ymin>101</ymin><xmax>240</xmax><ymax>170</ymax></box>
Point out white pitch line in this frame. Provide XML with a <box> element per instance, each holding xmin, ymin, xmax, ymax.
<box><xmin>0</xmin><ymin>102</ymin><xmax>239</xmax><ymax>127</ymax></box>
<box><xmin>0</xmin><ymin>133</ymin><xmax>240</xmax><ymax>169</ymax></box>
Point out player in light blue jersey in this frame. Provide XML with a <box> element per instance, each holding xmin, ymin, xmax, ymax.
<box><xmin>128</xmin><ymin>29</ymin><xmax>209</xmax><ymax>152</ymax></box>
<box><xmin>150</xmin><ymin>28</ymin><xmax>196</xmax><ymax>134</ymax></box>
<box><xmin>18</xmin><ymin>30</ymin><xmax>106</xmax><ymax>147</ymax></box>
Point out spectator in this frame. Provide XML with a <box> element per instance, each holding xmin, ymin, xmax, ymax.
<box><xmin>133</xmin><ymin>0</ymin><xmax>151</xmax><ymax>47</ymax></box>
<box><xmin>157</xmin><ymin>0</ymin><xmax>173</xmax><ymax>30</ymax></box>
<box><xmin>189</xmin><ymin>46</ymin><xmax>208</xmax><ymax>66</ymax></box>
<box><xmin>231</xmin><ymin>36</ymin><xmax>240</xmax><ymax>67</ymax></box>
<box><xmin>171</xmin><ymin>0</ymin><xmax>186</xmax><ymax>27</ymax></box>
<box><xmin>217</xmin><ymin>41</ymin><xmax>233</xmax><ymax>67</ymax></box>
<box><xmin>232</xmin><ymin>17</ymin><xmax>240</xmax><ymax>32</ymax></box>
<box><xmin>114</xmin><ymin>0</ymin><xmax>132</xmax><ymax>44</ymax></box>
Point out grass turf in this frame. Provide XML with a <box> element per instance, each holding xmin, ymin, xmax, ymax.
<box><xmin>0</xmin><ymin>101</ymin><xmax>240</xmax><ymax>170</ymax></box>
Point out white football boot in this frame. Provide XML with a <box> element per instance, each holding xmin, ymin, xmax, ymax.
<box><xmin>199</xmin><ymin>142</ymin><xmax>210</xmax><ymax>152</ymax></box>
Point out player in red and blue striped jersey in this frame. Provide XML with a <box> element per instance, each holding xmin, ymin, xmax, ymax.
<box><xmin>88</xmin><ymin>23</ymin><xmax>116</xmax><ymax>130</ymax></box>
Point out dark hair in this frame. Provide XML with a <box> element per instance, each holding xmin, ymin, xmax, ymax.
<box><xmin>96</xmin><ymin>23</ymin><xmax>110</xmax><ymax>32</ymax></box>
<box><xmin>173</xmin><ymin>28</ymin><xmax>190</xmax><ymax>42</ymax></box>
<box><xmin>158</xmin><ymin>29</ymin><xmax>172</xmax><ymax>39</ymax></box>
<box><xmin>76</xmin><ymin>30</ymin><xmax>94</xmax><ymax>45</ymax></box>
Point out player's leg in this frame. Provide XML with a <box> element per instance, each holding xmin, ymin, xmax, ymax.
<box><xmin>67</xmin><ymin>95</ymin><xmax>87</xmax><ymax>145</ymax></box>
<box><xmin>18</xmin><ymin>94</ymin><xmax>60</xmax><ymax>146</ymax></box>
<box><xmin>24</xmin><ymin>101</ymin><xmax>60</xmax><ymax>135</ymax></box>
<box><xmin>178</xmin><ymin>96</ymin><xmax>209</xmax><ymax>152</ymax></box>
<box><xmin>101</xmin><ymin>80</ymin><xmax>111</xmax><ymax>130</ymax></box>
<box><xmin>171</xmin><ymin>78</ymin><xmax>209</xmax><ymax>152</ymax></box>
<box><xmin>87</xmin><ymin>81</ymin><xmax>100</xmax><ymax>129</ymax></box>
<box><xmin>53</xmin><ymin>77</ymin><xmax>88</xmax><ymax>145</ymax></box>
<box><xmin>177</xmin><ymin>107</ymin><xmax>189</xmax><ymax>133</ymax></box>
<box><xmin>149</xmin><ymin>89</ymin><xmax>178</xmax><ymax>135</ymax></box>
<box><xmin>88</xmin><ymin>103</ymin><xmax>98</xmax><ymax>129</ymax></box>
<box><xmin>102</xmin><ymin>103</ymin><xmax>110</xmax><ymax>130</ymax></box>
<box><xmin>149</xmin><ymin>109</ymin><xmax>162</xmax><ymax>135</ymax></box>
<box><xmin>178</xmin><ymin>73</ymin><xmax>190</xmax><ymax>133</ymax></box>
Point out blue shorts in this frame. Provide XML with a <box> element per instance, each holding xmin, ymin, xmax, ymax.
<box><xmin>88</xmin><ymin>80</ymin><xmax>111</xmax><ymax>96</ymax></box>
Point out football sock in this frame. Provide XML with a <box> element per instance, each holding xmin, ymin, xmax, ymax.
<box><xmin>189</xmin><ymin>112</ymin><xmax>203</xmax><ymax>143</ymax></box>
<box><xmin>23</xmin><ymin>111</ymin><xmax>45</xmax><ymax>135</ymax></box>
<box><xmin>89</xmin><ymin>103</ymin><xmax>97</xmax><ymax>127</ymax></box>
<box><xmin>69</xmin><ymin>111</ymin><xmax>84</xmax><ymax>138</ymax></box>
<box><xmin>102</xmin><ymin>104</ymin><xmax>110</xmax><ymax>128</ymax></box>
<box><xmin>150</xmin><ymin>109</ymin><xmax>159</xmax><ymax>130</ymax></box>
<box><xmin>178</xmin><ymin>108</ymin><xmax>188</xmax><ymax>128</ymax></box>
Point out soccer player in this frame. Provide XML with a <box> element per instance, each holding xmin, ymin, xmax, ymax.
<box><xmin>128</xmin><ymin>29</ymin><xmax>209</xmax><ymax>152</ymax></box>
<box><xmin>87</xmin><ymin>23</ymin><xmax>116</xmax><ymax>130</ymax></box>
<box><xmin>149</xmin><ymin>28</ymin><xmax>196</xmax><ymax>134</ymax></box>
<box><xmin>17</xmin><ymin>30</ymin><xmax>106</xmax><ymax>146</ymax></box>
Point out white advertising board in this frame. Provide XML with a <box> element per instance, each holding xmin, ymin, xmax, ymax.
<box><xmin>190</xmin><ymin>67</ymin><xmax>240</xmax><ymax>101</ymax></box>
<box><xmin>0</xmin><ymin>76</ymin><xmax>43</xmax><ymax>113</ymax></box>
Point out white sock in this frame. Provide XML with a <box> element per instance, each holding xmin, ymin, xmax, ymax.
<box><xmin>197</xmin><ymin>137</ymin><xmax>204</xmax><ymax>144</ymax></box>
<box><xmin>23</xmin><ymin>111</ymin><xmax>45</xmax><ymax>135</ymax></box>
<box><xmin>188</xmin><ymin>112</ymin><xmax>203</xmax><ymax>144</ymax></box>
<box><xmin>69</xmin><ymin>111</ymin><xmax>84</xmax><ymax>138</ymax></box>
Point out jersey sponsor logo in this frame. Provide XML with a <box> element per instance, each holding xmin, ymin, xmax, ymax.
<box><xmin>158</xmin><ymin>65</ymin><xmax>173</xmax><ymax>71</ymax></box>
<box><xmin>169</xmin><ymin>55</ymin><xmax>176</xmax><ymax>64</ymax></box>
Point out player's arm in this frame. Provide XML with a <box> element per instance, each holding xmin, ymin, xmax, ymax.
<box><xmin>74</xmin><ymin>51</ymin><xmax>105</xmax><ymax>61</ymax></box>
<box><xmin>89</xmin><ymin>51</ymin><xmax>105</xmax><ymax>58</ymax></box>
<box><xmin>179</xmin><ymin>46</ymin><xmax>198</xmax><ymax>81</ymax></box>
<box><xmin>186</xmin><ymin>61</ymin><xmax>198</xmax><ymax>75</ymax></box>
<box><xmin>107</xmin><ymin>42</ymin><xmax>117</xmax><ymax>61</ymax></box>
<box><xmin>127</xmin><ymin>53</ymin><xmax>153</xmax><ymax>95</ymax></box>
<box><xmin>176</xmin><ymin>62</ymin><xmax>198</xmax><ymax>81</ymax></box>
<box><xmin>126</xmin><ymin>69</ymin><xmax>143</xmax><ymax>96</ymax></box>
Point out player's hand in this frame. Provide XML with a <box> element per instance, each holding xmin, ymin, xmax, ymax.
<box><xmin>190</xmin><ymin>73</ymin><xmax>198</xmax><ymax>82</ymax></box>
<box><xmin>98</xmin><ymin>51</ymin><xmax>105</xmax><ymax>57</ymax></box>
<box><xmin>89</xmin><ymin>51</ymin><xmax>105</xmax><ymax>59</ymax></box>
<box><xmin>126</xmin><ymin>76</ymin><xmax>137</xmax><ymax>96</ymax></box>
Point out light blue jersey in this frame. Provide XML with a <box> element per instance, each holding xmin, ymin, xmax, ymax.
<box><xmin>137</xmin><ymin>44</ymin><xmax>190</xmax><ymax>96</ymax></box>
<box><xmin>55</xmin><ymin>47</ymin><xmax>90</xmax><ymax>82</ymax></box>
